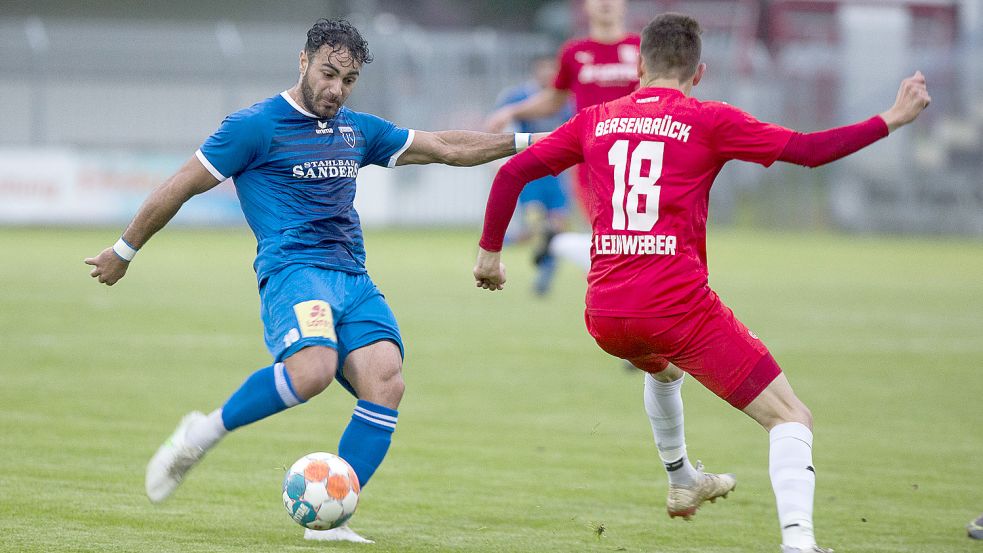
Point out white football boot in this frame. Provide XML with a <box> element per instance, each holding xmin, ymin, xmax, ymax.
<box><xmin>304</xmin><ymin>524</ymin><xmax>374</xmax><ymax>543</ymax></box>
<box><xmin>781</xmin><ymin>546</ymin><xmax>833</xmax><ymax>553</ymax></box>
<box><xmin>145</xmin><ymin>411</ymin><xmax>208</xmax><ymax>503</ymax></box>
<box><xmin>666</xmin><ymin>461</ymin><xmax>736</xmax><ymax>519</ymax></box>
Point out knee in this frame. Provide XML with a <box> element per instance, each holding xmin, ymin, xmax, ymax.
<box><xmin>793</xmin><ymin>402</ymin><xmax>813</xmax><ymax>429</ymax></box>
<box><xmin>769</xmin><ymin>398</ymin><xmax>812</xmax><ymax>431</ymax></box>
<box><xmin>375</xmin><ymin>361</ymin><xmax>405</xmax><ymax>404</ymax></box>
<box><xmin>649</xmin><ymin>363</ymin><xmax>685</xmax><ymax>383</ymax></box>
<box><xmin>285</xmin><ymin>346</ymin><xmax>338</xmax><ymax>401</ymax></box>
<box><xmin>359</xmin><ymin>357</ymin><xmax>405</xmax><ymax>408</ymax></box>
<box><xmin>344</xmin><ymin>341</ymin><xmax>406</xmax><ymax>408</ymax></box>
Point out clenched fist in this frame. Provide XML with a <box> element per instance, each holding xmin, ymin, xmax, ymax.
<box><xmin>880</xmin><ymin>71</ymin><xmax>931</xmax><ymax>132</ymax></box>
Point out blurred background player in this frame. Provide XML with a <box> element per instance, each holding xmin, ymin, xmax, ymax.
<box><xmin>492</xmin><ymin>54</ymin><xmax>573</xmax><ymax>295</ymax></box>
<box><xmin>85</xmin><ymin>18</ymin><xmax>535</xmax><ymax>545</ymax></box>
<box><xmin>487</xmin><ymin>0</ymin><xmax>640</xmax><ymax>275</ymax></box>
<box><xmin>474</xmin><ymin>12</ymin><xmax>930</xmax><ymax>553</ymax></box>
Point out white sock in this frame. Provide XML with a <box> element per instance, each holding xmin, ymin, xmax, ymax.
<box><xmin>643</xmin><ymin>373</ymin><xmax>699</xmax><ymax>487</ymax></box>
<box><xmin>549</xmin><ymin>232</ymin><xmax>591</xmax><ymax>272</ymax></box>
<box><xmin>769</xmin><ymin>422</ymin><xmax>817</xmax><ymax>549</ymax></box>
<box><xmin>185</xmin><ymin>409</ymin><xmax>228</xmax><ymax>451</ymax></box>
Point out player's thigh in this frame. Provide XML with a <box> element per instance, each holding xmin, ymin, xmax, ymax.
<box><xmin>259</xmin><ymin>266</ymin><xmax>344</xmax><ymax>364</ymax></box>
<box><xmin>282</xmin><ymin>346</ymin><xmax>339</xmax><ymax>400</ymax></box>
<box><xmin>669</xmin><ymin>297</ymin><xmax>782</xmax><ymax>410</ymax></box>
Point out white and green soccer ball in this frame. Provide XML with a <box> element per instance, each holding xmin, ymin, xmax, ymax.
<box><xmin>282</xmin><ymin>452</ymin><xmax>360</xmax><ymax>530</ymax></box>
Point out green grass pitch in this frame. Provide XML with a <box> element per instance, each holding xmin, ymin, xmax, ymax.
<box><xmin>1</xmin><ymin>227</ymin><xmax>981</xmax><ymax>552</ymax></box>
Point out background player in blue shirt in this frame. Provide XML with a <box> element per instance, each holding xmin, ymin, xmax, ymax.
<box><xmin>84</xmin><ymin>18</ymin><xmax>536</xmax><ymax>544</ymax></box>
<box><xmin>492</xmin><ymin>54</ymin><xmax>573</xmax><ymax>296</ymax></box>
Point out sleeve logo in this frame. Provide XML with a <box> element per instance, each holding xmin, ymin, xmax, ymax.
<box><xmin>293</xmin><ymin>300</ymin><xmax>337</xmax><ymax>341</ymax></box>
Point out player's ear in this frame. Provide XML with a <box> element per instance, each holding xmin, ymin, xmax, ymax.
<box><xmin>299</xmin><ymin>50</ymin><xmax>309</xmax><ymax>75</ymax></box>
<box><xmin>636</xmin><ymin>55</ymin><xmax>645</xmax><ymax>81</ymax></box>
<box><xmin>692</xmin><ymin>63</ymin><xmax>706</xmax><ymax>86</ymax></box>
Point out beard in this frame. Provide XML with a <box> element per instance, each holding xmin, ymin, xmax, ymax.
<box><xmin>300</xmin><ymin>71</ymin><xmax>341</xmax><ymax>119</ymax></box>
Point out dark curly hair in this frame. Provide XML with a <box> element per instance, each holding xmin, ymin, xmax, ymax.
<box><xmin>305</xmin><ymin>18</ymin><xmax>373</xmax><ymax>65</ymax></box>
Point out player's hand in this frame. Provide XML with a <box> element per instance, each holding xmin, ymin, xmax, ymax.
<box><xmin>881</xmin><ymin>71</ymin><xmax>931</xmax><ymax>132</ymax></box>
<box><xmin>84</xmin><ymin>247</ymin><xmax>130</xmax><ymax>286</ymax></box>
<box><xmin>473</xmin><ymin>247</ymin><xmax>507</xmax><ymax>291</ymax></box>
<box><xmin>484</xmin><ymin>108</ymin><xmax>514</xmax><ymax>134</ymax></box>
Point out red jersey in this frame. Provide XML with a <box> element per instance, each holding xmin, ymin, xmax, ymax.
<box><xmin>527</xmin><ymin>87</ymin><xmax>794</xmax><ymax>317</ymax></box>
<box><xmin>554</xmin><ymin>35</ymin><xmax>641</xmax><ymax>112</ymax></box>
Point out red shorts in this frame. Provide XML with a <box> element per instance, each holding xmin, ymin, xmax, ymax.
<box><xmin>585</xmin><ymin>292</ymin><xmax>781</xmax><ymax>409</ymax></box>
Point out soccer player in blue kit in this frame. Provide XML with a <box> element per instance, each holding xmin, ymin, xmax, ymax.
<box><xmin>84</xmin><ymin>19</ymin><xmax>536</xmax><ymax>543</ymax></box>
<box><xmin>492</xmin><ymin>55</ymin><xmax>573</xmax><ymax>295</ymax></box>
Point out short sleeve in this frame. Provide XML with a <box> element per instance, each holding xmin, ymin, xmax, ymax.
<box><xmin>552</xmin><ymin>42</ymin><xmax>576</xmax><ymax>92</ymax></box>
<box><xmin>527</xmin><ymin>110</ymin><xmax>586</xmax><ymax>175</ymax></box>
<box><xmin>711</xmin><ymin>103</ymin><xmax>795</xmax><ymax>167</ymax></box>
<box><xmin>197</xmin><ymin>111</ymin><xmax>267</xmax><ymax>180</ymax></box>
<box><xmin>356</xmin><ymin>112</ymin><xmax>413</xmax><ymax>168</ymax></box>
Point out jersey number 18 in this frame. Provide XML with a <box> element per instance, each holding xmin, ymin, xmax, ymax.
<box><xmin>608</xmin><ymin>140</ymin><xmax>663</xmax><ymax>232</ymax></box>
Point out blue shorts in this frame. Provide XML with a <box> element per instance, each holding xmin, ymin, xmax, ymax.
<box><xmin>519</xmin><ymin>174</ymin><xmax>568</xmax><ymax>213</ymax></box>
<box><xmin>259</xmin><ymin>266</ymin><xmax>403</xmax><ymax>395</ymax></box>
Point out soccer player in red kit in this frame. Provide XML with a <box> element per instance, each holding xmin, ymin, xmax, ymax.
<box><xmin>487</xmin><ymin>0</ymin><xmax>639</xmax><ymax>139</ymax></box>
<box><xmin>474</xmin><ymin>13</ymin><xmax>930</xmax><ymax>553</ymax></box>
<box><xmin>487</xmin><ymin>0</ymin><xmax>640</xmax><ymax>274</ymax></box>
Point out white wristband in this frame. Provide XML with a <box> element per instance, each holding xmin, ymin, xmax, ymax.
<box><xmin>514</xmin><ymin>132</ymin><xmax>531</xmax><ymax>153</ymax></box>
<box><xmin>112</xmin><ymin>237</ymin><xmax>138</xmax><ymax>262</ymax></box>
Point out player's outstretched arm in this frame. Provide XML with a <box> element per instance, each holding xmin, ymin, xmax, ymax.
<box><xmin>485</xmin><ymin>88</ymin><xmax>570</xmax><ymax>133</ymax></box>
<box><xmin>474</xmin><ymin>143</ymin><xmax>567</xmax><ymax>292</ymax></box>
<box><xmin>776</xmin><ymin>71</ymin><xmax>931</xmax><ymax>168</ymax></box>
<box><xmin>879</xmin><ymin>71</ymin><xmax>931</xmax><ymax>133</ymax></box>
<box><xmin>395</xmin><ymin>130</ymin><xmax>547</xmax><ymax>167</ymax></box>
<box><xmin>84</xmin><ymin>156</ymin><xmax>220</xmax><ymax>286</ymax></box>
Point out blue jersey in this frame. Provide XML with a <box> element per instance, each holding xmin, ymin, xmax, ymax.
<box><xmin>197</xmin><ymin>92</ymin><xmax>412</xmax><ymax>283</ymax></box>
<box><xmin>494</xmin><ymin>82</ymin><xmax>571</xmax><ymax>213</ymax></box>
<box><xmin>494</xmin><ymin>81</ymin><xmax>572</xmax><ymax>134</ymax></box>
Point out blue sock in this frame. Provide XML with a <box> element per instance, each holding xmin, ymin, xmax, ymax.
<box><xmin>338</xmin><ymin>399</ymin><xmax>398</xmax><ymax>487</ymax></box>
<box><xmin>221</xmin><ymin>363</ymin><xmax>304</xmax><ymax>431</ymax></box>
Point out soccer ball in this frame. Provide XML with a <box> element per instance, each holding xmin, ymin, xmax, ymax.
<box><xmin>282</xmin><ymin>452</ymin><xmax>360</xmax><ymax>530</ymax></box>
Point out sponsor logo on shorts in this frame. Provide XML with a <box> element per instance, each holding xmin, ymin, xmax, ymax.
<box><xmin>293</xmin><ymin>300</ymin><xmax>337</xmax><ymax>341</ymax></box>
<box><xmin>283</xmin><ymin>328</ymin><xmax>301</xmax><ymax>348</ymax></box>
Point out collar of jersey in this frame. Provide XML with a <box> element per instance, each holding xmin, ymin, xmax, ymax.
<box><xmin>280</xmin><ymin>90</ymin><xmax>336</xmax><ymax>120</ymax></box>
<box><xmin>634</xmin><ymin>87</ymin><xmax>684</xmax><ymax>100</ymax></box>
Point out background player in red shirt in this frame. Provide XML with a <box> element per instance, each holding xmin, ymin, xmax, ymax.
<box><xmin>487</xmin><ymin>0</ymin><xmax>640</xmax><ymax>276</ymax></box>
<box><xmin>474</xmin><ymin>13</ymin><xmax>930</xmax><ymax>553</ymax></box>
